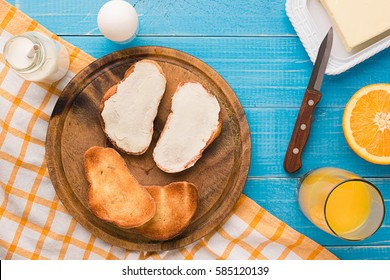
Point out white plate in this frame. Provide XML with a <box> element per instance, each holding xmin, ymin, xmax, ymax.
<box><xmin>286</xmin><ymin>0</ymin><xmax>390</xmax><ymax>75</ymax></box>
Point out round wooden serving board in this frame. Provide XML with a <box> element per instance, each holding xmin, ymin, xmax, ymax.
<box><xmin>46</xmin><ymin>46</ymin><xmax>251</xmax><ymax>251</ymax></box>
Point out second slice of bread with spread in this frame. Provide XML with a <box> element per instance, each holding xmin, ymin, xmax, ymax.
<box><xmin>100</xmin><ymin>60</ymin><xmax>166</xmax><ymax>155</ymax></box>
<box><xmin>153</xmin><ymin>82</ymin><xmax>222</xmax><ymax>173</ymax></box>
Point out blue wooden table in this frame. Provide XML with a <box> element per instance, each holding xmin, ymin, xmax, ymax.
<box><xmin>7</xmin><ymin>0</ymin><xmax>390</xmax><ymax>260</ymax></box>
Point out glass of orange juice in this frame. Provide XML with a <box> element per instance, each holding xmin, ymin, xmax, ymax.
<box><xmin>298</xmin><ymin>167</ymin><xmax>385</xmax><ymax>241</ymax></box>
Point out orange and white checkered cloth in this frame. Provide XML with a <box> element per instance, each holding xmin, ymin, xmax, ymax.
<box><xmin>0</xmin><ymin>1</ymin><xmax>337</xmax><ymax>260</ymax></box>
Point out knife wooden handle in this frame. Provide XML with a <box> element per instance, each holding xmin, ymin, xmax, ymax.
<box><xmin>284</xmin><ymin>89</ymin><xmax>322</xmax><ymax>173</ymax></box>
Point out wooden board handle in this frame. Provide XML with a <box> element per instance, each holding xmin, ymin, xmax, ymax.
<box><xmin>284</xmin><ymin>89</ymin><xmax>322</xmax><ymax>173</ymax></box>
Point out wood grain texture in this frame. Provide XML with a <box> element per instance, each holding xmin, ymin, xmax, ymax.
<box><xmin>327</xmin><ymin>246</ymin><xmax>390</xmax><ymax>260</ymax></box>
<box><xmin>7</xmin><ymin>0</ymin><xmax>295</xmax><ymax>36</ymax></box>
<box><xmin>7</xmin><ymin>0</ymin><xmax>390</xmax><ymax>259</ymax></box>
<box><xmin>46</xmin><ymin>46</ymin><xmax>251</xmax><ymax>251</ymax></box>
<box><xmin>246</xmin><ymin>107</ymin><xmax>390</xmax><ymax>178</ymax></box>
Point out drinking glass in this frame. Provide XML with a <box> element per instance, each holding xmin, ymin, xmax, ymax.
<box><xmin>298</xmin><ymin>167</ymin><xmax>385</xmax><ymax>241</ymax></box>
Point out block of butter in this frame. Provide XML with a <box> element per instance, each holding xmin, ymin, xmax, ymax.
<box><xmin>320</xmin><ymin>0</ymin><xmax>390</xmax><ymax>51</ymax></box>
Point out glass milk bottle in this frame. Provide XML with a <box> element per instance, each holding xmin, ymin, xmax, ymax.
<box><xmin>3</xmin><ymin>32</ymin><xmax>70</xmax><ymax>84</ymax></box>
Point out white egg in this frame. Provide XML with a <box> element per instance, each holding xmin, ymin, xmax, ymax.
<box><xmin>97</xmin><ymin>0</ymin><xmax>139</xmax><ymax>43</ymax></box>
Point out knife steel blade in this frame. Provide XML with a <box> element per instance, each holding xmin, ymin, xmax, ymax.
<box><xmin>283</xmin><ymin>27</ymin><xmax>333</xmax><ymax>174</ymax></box>
<box><xmin>308</xmin><ymin>27</ymin><xmax>334</xmax><ymax>92</ymax></box>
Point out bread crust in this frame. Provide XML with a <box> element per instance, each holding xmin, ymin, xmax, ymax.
<box><xmin>136</xmin><ymin>182</ymin><xmax>198</xmax><ymax>240</ymax></box>
<box><xmin>99</xmin><ymin>59</ymin><xmax>166</xmax><ymax>155</ymax></box>
<box><xmin>154</xmin><ymin>81</ymin><xmax>222</xmax><ymax>173</ymax></box>
<box><xmin>84</xmin><ymin>146</ymin><xmax>156</xmax><ymax>228</ymax></box>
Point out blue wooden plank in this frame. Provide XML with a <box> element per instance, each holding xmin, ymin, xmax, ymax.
<box><xmin>246</xmin><ymin>107</ymin><xmax>390</xmax><ymax>178</ymax></box>
<box><xmin>326</xmin><ymin>246</ymin><xmax>390</xmax><ymax>260</ymax></box>
<box><xmin>7</xmin><ymin>0</ymin><xmax>295</xmax><ymax>36</ymax></box>
<box><xmin>62</xmin><ymin>36</ymin><xmax>390</xmax><ymax>109</ymax></box>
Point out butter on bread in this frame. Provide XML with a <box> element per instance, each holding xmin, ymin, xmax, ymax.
<box><xmin>136</xmin><ymin>182</ymin><xmax>198</xmax><ymax>241</ymax></box>
<box><xmin>153</xmin><ymin>82</ymin><xmax>222</xmax><ymax>173</ymax></box>
<box><xmin>100</xmin><ymin>59</ymin><xmax>167</xmax><ymax>155</ymax></box>
<box><xmin>84</xmin><ymin>146</ymin><xmax>156</xmax><ymax>228</ymax></box>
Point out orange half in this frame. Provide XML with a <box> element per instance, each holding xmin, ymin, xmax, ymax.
<box><xmin>343</xmin><ymin>84</ymin><xmax>390</xmax><ymax>164</ymax></box>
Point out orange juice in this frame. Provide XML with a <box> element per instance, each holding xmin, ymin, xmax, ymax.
<box><xmin>325</xmin><ymin>181</ymin><xmax>371</xmax><ymax>235</ymax></box>
<box><xmin>298</xmin><ymin>167</ymin><xmax>384</xmax><ymax>240</ymax></box>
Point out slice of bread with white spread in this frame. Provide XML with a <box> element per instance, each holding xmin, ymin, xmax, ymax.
<box><xmin>84</xmin><ymin>146</ymin><xmax>156</xmax><ymax>228</ymax></box>
<box><xmin>100</xmin><ymin>60</ymin><xmax>166</xmax><ymax>155</ymax></box>
<box><xmin>136</xmin><ymin>182</ymin><xmax>198</xmax><ymax>240</ymax></box>
<box><xmin>153</xmin><ymin>82</ymin><xmax>222</xmax><ymax>173</ymax></box>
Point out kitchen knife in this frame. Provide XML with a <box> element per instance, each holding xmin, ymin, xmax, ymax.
<box><xmin>284</xmin><ymin>28</ymin><xmax>333</xmax><ymax>173</ymax></box>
